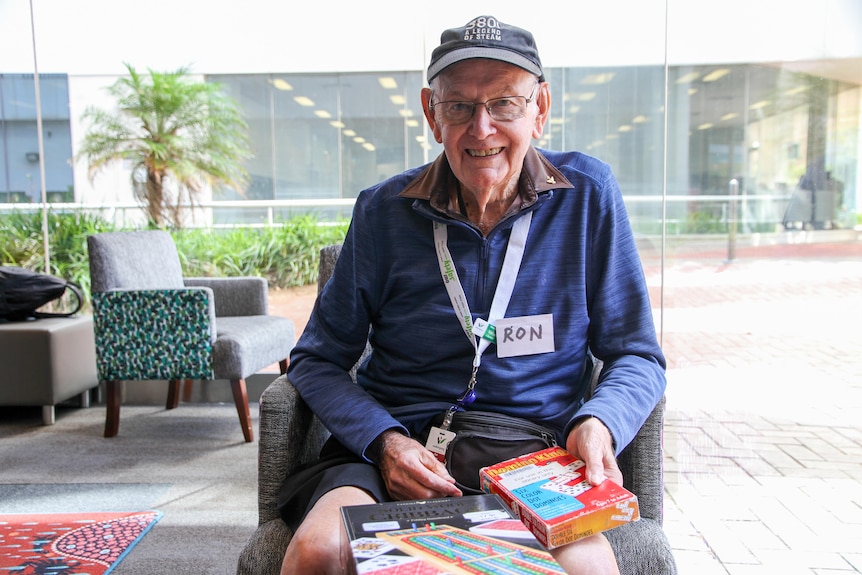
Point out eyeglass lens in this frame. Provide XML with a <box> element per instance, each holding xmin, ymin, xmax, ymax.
<box><xmin>433</xmin><ymin>84</ymin><xmax>538</xmax><ymax>125</ymax></box>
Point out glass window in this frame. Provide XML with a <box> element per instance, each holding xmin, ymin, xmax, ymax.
<box><xmin>208</xmin><ymin>72</ymin><xmax>441</xmax><ymax>225</ymax></box>
<box><xmin>209</xmin><ymin>60</ymin><xmax>858</xmax><ymax>238</ymax></box>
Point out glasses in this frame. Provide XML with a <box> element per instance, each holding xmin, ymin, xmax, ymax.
<box><xmin>430</xmin><ymin>83</ymin><xmax>539</xmax><ymax>125</ymax></box>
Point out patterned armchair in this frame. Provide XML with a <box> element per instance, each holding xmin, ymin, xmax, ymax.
<box><xmin>87</xmin><ymin>230</ymin><xmax>295</xmax><ymax>442</ymax></box>
<box><xmin>236</xmin><ymin>244</ymin><xmax>677</xmax><ymax>574</ymax></box>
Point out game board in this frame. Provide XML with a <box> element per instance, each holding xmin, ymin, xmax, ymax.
<box><xmin>377</xmin><ymin>524</ymin><xmax>565</xmax><ymax>575</ymax></box>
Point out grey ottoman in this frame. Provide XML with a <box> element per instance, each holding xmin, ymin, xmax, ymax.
<box><xmin>0</xmin><ymin>316</ymin><xmax>99</xmax><ymax>424</ymax></box>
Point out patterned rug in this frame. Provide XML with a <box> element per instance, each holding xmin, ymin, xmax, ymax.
<box><xmin>0</xmin><ymin>510</ymin><xmax>161</xmax><ymax>574</ymax></box>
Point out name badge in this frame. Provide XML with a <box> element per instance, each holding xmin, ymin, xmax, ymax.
<box><xmin>495</xmin><ymin>314</ymin><xmax>555</xmax><ymax>358</ymax></box>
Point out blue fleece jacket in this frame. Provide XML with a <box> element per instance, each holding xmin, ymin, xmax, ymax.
<box><xmin>287</xmin><ymin>147</ymin><xmax>666</xmax><ymax>461</ymax></box>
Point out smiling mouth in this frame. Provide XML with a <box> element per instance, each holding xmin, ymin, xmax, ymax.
<box><xmin>467</xmin><ymin>147</ymin><xmax>503</xmax><ymax>157</ymax></box>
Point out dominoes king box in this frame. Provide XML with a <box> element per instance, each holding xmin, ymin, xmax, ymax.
<box><xmin>479</xmin><ymin>446</ymin><xmax>639</xmax><ymax>549</ymax></box>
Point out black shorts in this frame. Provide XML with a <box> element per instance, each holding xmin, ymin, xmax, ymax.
<box><xmin>276</xmin><ymin>436</ymin><xmax>391</xmax><ymax>531</ymax></box>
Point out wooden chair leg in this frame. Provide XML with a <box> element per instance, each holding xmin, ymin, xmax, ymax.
<box><xmin>182</xmin><ymin>379</ymin><xmax>194</xmax><ymax>402</ymax></box>
<box><xmin>166</xmin><ymin>379</ymin><xmax>181</xmax><ymax>410</ymax></box>
<box><xmin>279</xmin><ymin>359</ymin><xmax>288</xmax><ymax>374</ymax></box>
<box><xmin>230</xmin><ymin>378</ymin><xmax>254</xmax><ymax>442</ymax></box>
<box><xmin>104</xmin><ymin>380</ymin><xmax>121</xmax><ymax>438</ymax></box>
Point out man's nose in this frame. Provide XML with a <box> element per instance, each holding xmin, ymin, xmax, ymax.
<box><xmin>469</xmin><ymin>104</ymin><xmax>496</xmax><ymax>138</ymax></box>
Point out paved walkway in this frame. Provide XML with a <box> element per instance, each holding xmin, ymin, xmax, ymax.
<box><xmin>655</xmin><ymin>240</ymin><xmax>862</xmax><ymax>574</ymax></box>
<box><xmin>269</xmin><ymin>235</ymin><xmax>862</xmax><ymax>574</ymax></box>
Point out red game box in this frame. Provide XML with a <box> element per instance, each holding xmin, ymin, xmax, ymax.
<box><xmin>479</xmin><ymin>446</ymin><xmax>639</xmax><ymax>549</ymax></box>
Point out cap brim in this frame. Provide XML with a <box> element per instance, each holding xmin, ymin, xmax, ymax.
<box><xmin>427</xmin><ymin>46</ymin><xmax>543</xmax><ymax>82</ymax></box>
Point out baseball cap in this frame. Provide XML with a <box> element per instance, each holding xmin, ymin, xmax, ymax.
<box><xmin>427</xmin><ymin>16</ymin><xmax>544</xmax><ymax>83</ymax></box>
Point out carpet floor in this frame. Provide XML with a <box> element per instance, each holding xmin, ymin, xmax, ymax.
<box><xmin>0</xmin><ymin>399</ymin><xmax>262</xmax><ymax>575</ymax></box>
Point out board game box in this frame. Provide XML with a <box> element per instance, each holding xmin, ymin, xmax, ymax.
<box><xmin>479</xmin><ymin>446</ymin><xmax>640</xmax><ymax>549</ymax></box>
<box><xmin>341</xmin><ymin>494</ymin><xmax>566</xmax><ymax>574</ymax></box>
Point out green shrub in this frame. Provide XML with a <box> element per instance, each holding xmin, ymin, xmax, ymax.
<box><xmin>0</xmin><ymin>210</ymin><xmax>349</xmax><ymax>307</ymax></box>
<box><xmin>0</xmin><ymin>210</ymin><xmax>115</xmax><ymax>296</ymax></box>
<box><xmin>173</xmin><ymin>216</ymin><xmax>348</xmax><ymax>287</ymax></box>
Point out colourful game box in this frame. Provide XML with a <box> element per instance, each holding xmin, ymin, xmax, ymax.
<box><xmin>341</xmin><ymin>494</ymin><xmax>566</xmax><ymax>574</ymax></box>
<box><xmin>479</xmin><ymin>446</ymin><xmax>639</xmax><ymax>549</ymax></box>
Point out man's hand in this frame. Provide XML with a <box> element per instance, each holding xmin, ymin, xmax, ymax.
<box><xmin>375</xmin><ymin>430</ymin><xmax>462</xmax><ymax>500</ymax></box>
<box><xmin>565</xmin><ymin>417</ymin><xmax>623</xmax><ymax>487</ymax></box>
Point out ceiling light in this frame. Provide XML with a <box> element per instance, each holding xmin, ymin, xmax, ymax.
<box><xmin>568</xmin><ymin>106</ymin><xmax>581</xmax><ymax>114</ymax></box>
<box><xmin>398</xmin><ymin>109</ymin><xmax>414</xmax><ymax>118</ymax></box>
<box><xmin>749</xmin><ymin>100</ymin><xmax>770</xmax><ymax>110</ymax></box>
<box><xmin>390</xmin><ymin>95</ymin><xmax>406</xmax><ymax>105</ymax></box>
<box><xmin>343</xmin><ymin>129</ymin><xmax>356</xmax><ymax>137</ymax></box>
<box><xmin>575</xmin><ymin>93</ymin><xmax>596</xmax><ymax>102</ymax></box>
<box><xmin>720</xmin><ymin>113</ymin><xmax>739</xmax><ymax>121</ymax></box>
<box><xmin>688</xmin><ymin>88</ymin><xmax>698</xmax><ymax>96</ymax></box>
<box><xmin>271</xmin><ymin>79</ymin><xmax>293</xmax><ymax>91</ymax></box>
<box><xmin>702</xmin><ymin>69</ymin><xmax>730</xmax><ymax>82</ymax></box>
<box><xmin>363</xmin><ymin>143</ymin><xmax>376</xmax><ymax>151</ymax></box>
<box><xmin>415</xmin><ymin>135</ymin><xmax>426</xmax><ymax>143</ymax></box>
<box><xmin>330</xmin><ymin>121</ymin><xmax>346</xmax><ymax>129</ymax></box>
<box><xmin>785</xmin><ymin>85</ymin><xmax>809</xmax><ymax>95</ymax></box>
<box><xmin>632</xmin><ymin>115</ymin><xmax>648</xmax><ymax>123</ymax></box>
<box><xmin>353</xmin><ymin>137</ymin><xmax>366</xmax><ymax>143</ymax></box>
<box><xmin>314</xmin><ymin>110</ymin><xmax>332</xmax><ymax>118</ymax></box>
<box><xmin>378</xmin><ymin>77</ymin><xmax>398</xmax><ymax>89</ymax></box>
<box><xmin>618</xmin><ymin>125</ymin><xmax>632</xmax><ymax>132</ymax></box>
<box><xmin>405</xmin><ymin>119</ymin><xmax>419</xmax><ymax>127</ymax></box>
<box><xmin>697</xmin><ymin>122</ymin><xmax>713</xmax><ymax>130</ymax></box>
<box><xmin>676</xmin><ymin>72</ymin><xmax>700</xmax><ymax>84</ymax></box>
<box><xmin>581</xmin><ymin>73</ymin><xmax>615</xmax><ymax>85</ymax></box>
<box><xmin>294</xmin><ymin>96</ymin><xmax>315</xmax><ymax>107</ymax></box>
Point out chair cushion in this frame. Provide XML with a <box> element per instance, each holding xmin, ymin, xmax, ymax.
<box><xmin>88</xmin><ymin>231</ymin><xmax>184</xmax><ymax>292</ymax></box>
<box><xmin>212</xmin><ymin>316</ymin><xmax>295</xmax><ymax>380</ymax></box>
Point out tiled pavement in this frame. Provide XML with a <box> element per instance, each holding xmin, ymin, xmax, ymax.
<box><xmin>270</xmin><ymin>234</ymin><xmax>862</xmax><ymax>574</ymax></box>
<box><xmin>653</xmin><ymin>239</ymin><xmax>862</xmax><ymax>574</ymax></box>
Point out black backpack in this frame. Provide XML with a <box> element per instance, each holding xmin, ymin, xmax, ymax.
<box><xmin>0</xmin><ymin>266</ymin><xmax>84</xmax><ymax>321</ymax></box>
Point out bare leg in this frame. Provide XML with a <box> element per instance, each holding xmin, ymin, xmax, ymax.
<box><xmin>281</xmin><ymin>486</ymin><xmax>375</xmax><ymax>575</ymax></box>
<box><xmin>550</xmin><ymin>533</ymin><xmax>620</xmax><ymax>575</ymax></box>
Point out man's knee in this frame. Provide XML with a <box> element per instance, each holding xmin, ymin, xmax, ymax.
<box><xmin>282</xmin><ymin>528</ymin><xmax>342</xmax><ymax>574</ymax></box>
<box><xmin>282</xmin><ymin>487</ymin><xmax>376</xmax><ymax>574</ymax></box>
<box><xmin>550</xmin><ymin>533</ymin><xmax>620</xmax><ymax>575</ymax></box>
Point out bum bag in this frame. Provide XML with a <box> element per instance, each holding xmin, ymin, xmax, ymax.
<box><xmin>429</xmin><ymin>410</ymin><xmax>558</xmax><ymax>495</ymax></box>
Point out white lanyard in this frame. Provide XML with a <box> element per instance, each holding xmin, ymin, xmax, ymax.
<box><xmin>433</xmin><ymin>211</ymin><xmax>533</xmax><ymax>371</ymax></box>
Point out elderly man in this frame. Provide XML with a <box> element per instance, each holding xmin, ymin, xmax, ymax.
<box><xmin>278</xmin><ymin>15</ymin><xmax>666</xmax><ymax>575</ymax></box>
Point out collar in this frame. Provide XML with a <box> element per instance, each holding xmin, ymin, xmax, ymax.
<box><xmin>399</xmin><ymin>146</ymin><xmax>574</xmax><ymax>214</ymax></box>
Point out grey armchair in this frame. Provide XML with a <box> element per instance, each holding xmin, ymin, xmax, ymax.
<box><xmin>87</xmin><ymin>230</ymin><xmax>295</xmax><ymax>442</ymax></box>
<box><xmin>237</xmin><ymin>244</ymin><xmax>676</xmax><ymax>574</ymax></box>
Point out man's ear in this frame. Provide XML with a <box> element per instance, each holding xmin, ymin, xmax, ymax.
<box><xmin>421</xmin><ymin>88</ymin><xmax>443</xmax><ymax>144</ymax></box>
<box><xmin>532</xmin><ymin>82</ymin><xmax>551</xmax><ymax>140</ymax></box>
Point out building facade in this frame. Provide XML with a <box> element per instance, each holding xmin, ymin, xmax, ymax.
<box><xmin>1</xmin><ymin>0</ymin><xmax>860</xmax><ymax>234</ymax></box>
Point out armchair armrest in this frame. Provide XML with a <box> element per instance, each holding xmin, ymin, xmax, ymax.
<box><xmin>184</xmin><ymin>276</ymin><xmax>268</xmax><ymax>317</ymax></box>
<box><xmin>91</xmin><ymin>288</ymin><xmax>216</xmax><ymax>381</ymax></box>
<box><xmin>257</xmin><ymin>374</ymin><xmax>330</xmax><ymax>524</ymax></box>
<box><xmin>617</xmin><ymin>395</ymin><xmax>666</xmax><ymax>523</ymax></box>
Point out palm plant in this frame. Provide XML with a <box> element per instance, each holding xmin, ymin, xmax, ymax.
<box><xmin>78</xmin><ymin>63</ymin><xmax>252</xmax><ymax>228</ymax></box>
